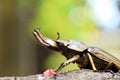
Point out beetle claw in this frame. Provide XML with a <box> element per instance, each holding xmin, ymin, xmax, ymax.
<box><xmin>105</xmin><ymin>70</ymin><xmax>115</xmax><ymax>78</ymax></box>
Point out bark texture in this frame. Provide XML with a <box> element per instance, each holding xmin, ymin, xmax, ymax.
<box><xmin>0</xmin><ymin>69</ymin><xmax>120</xmax><ymax>80</ymax></box>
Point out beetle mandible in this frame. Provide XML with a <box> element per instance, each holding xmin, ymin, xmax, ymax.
<box><xmin>33</xmin><ymin>28</ymin><xmax>120</xmax><ymax>75</ymax></box>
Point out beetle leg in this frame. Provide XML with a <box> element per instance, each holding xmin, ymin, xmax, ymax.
<box><xmin>80</xmin><ymin>54</ymin><xmax>89</xmax><ymax>68</ymax></box>
<box><xmin>55</xmin><ymin>55</ymin><xmax>80</xmax><ymax>72</ymax></box>
<box><xmin>87</xmin><ymin>53</ymin><xmax>115</xmax><ymax>77</ymax></box>
<box><xmin>105</xmin><ymin>62</ymin><xmax>113</xmax><ymax>70</ymax></box>
<box><xmin>87</xmin><ymin>53</ymin><xmax>97</xmax><ymax>71</ymax></box>
<box><xmin>104</xmin><ymin>62</ymin><xmax>115</xmax><ymax>77</ymax></box>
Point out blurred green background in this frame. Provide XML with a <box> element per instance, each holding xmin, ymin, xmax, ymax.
<box><xmin>0</xmin><ymin>0</ymin><xmax>120</xmax><ymax>76</ymax></box>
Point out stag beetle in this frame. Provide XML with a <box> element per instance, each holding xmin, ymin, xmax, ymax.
<box><xmin>33</xmin><ymin>28</ymin><xmax>120</xmax><ymax>76</ymax></box>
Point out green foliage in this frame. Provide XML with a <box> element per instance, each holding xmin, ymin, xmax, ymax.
<box><xmin>30</xmin><ymin>0</ymin><xmax>98</xmax><ymax>40</ymax></box>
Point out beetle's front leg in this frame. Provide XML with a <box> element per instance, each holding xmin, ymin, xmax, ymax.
<box><xmin>55</xmin><ymin>55</ymin><xmax>80</xmax><ymax>72</ymax></box>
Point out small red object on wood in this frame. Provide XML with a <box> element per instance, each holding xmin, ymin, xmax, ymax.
<box><xmin>43</xmin><ymin>69</ymin><xmax>56</xmax><ymax>76</ymax></box>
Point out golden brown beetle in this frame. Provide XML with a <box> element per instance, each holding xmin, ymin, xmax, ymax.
<box><xmin>33</xmin><ymin>28</ymin><xmax>120</xmax><ymax>75</ymax></box>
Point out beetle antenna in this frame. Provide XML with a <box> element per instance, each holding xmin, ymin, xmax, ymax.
<box><xmin>56</xmin><ymin>32</ymin><xmax>60</xmax><ymax>40</ymax></box>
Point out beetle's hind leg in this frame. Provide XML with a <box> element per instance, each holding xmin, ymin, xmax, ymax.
<box><xmin>55</xmin><ymin>55</ymin><xmax>80</xmax><ymax>73</ymax></box>
<box><xmin>102</xmin><ymin>62</ymin><xmax>115</xmax><ymax>77</ymax></box>
<box><xmin>97</xmin><ymin>62</ymin><xmax>115</xmax><ymax>77</ymax></box>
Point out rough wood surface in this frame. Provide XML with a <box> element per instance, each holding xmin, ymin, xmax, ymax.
<box><xmin>0</xmin><ymin>69</ymin><xmax>120</xmax><ymax>80</ymax></box>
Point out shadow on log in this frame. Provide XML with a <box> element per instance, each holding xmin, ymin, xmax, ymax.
<box><xmin>0</xmin><ymin>69</ymin><xmax>120</xmax><ymax>80</ymax></box>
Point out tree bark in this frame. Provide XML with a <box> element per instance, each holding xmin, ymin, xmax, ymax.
<box><xmin>0</xmin><ymin>69</ymin><xmax>120</xmax><ymax>80</ymax></box>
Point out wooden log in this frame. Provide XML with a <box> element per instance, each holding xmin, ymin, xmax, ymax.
<box><xmin>0</xmin><ymin>69</ymin><xmax>120</xmax><ymax>80</ymax></box>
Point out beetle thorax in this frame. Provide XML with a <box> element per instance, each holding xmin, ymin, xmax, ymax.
<box><xmin>56</xmin><ymin>40</ymin><xmax>86</xmax><ymax>60</ymax></box>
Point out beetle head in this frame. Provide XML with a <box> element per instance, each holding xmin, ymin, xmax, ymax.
<box><xmin>33</xmin><ymin>28</ymin><xmax>59</xmax><ymax>51</ymax></box>
<box><xmin>33</xmin><ymin>28</ymin><xmax>87</xmax><ymax>52</ymax></box>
